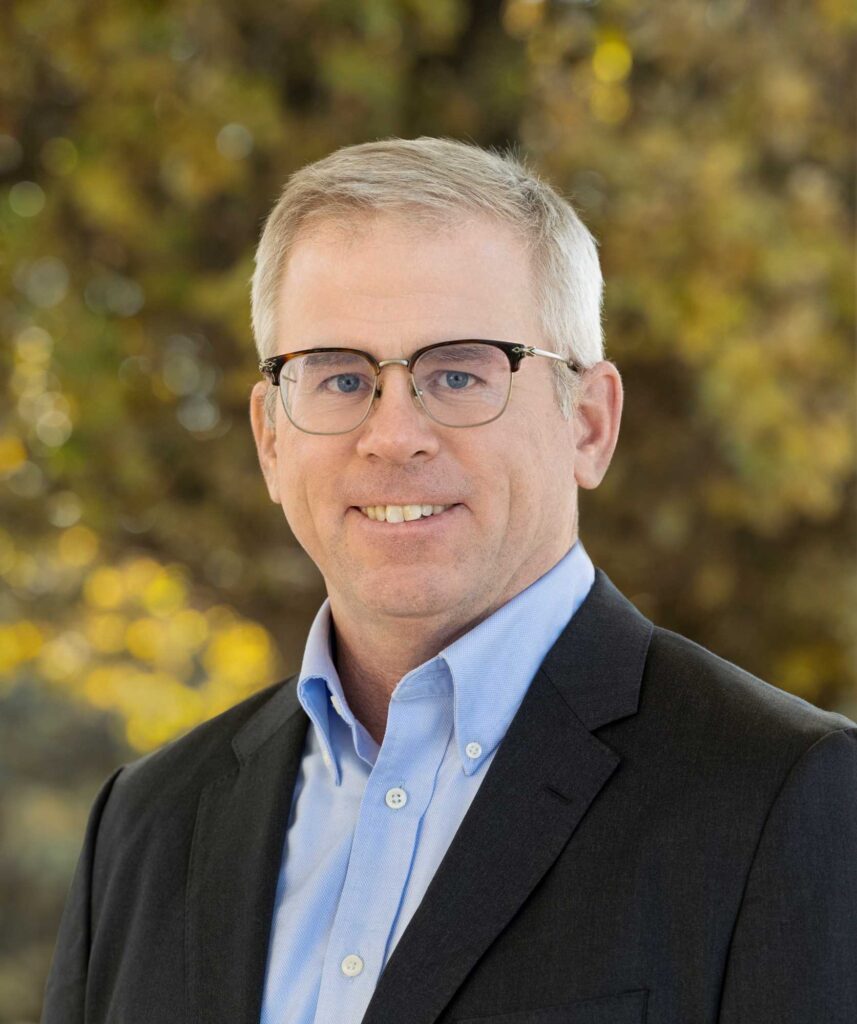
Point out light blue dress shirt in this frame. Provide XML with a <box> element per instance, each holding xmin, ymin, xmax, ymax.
<box><xmin>259</xmin><ymin>539</ymin><xmax>596</xmax><ymax>1024</ymax></box>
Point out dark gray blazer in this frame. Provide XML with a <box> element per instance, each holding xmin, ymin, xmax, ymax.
<box><xmin>42</xmin><ymin>568</ymin><xmax>857</xmax><ymax>1024</ymax></box>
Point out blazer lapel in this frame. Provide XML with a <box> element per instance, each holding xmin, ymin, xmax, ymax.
<box><xmin>361</xmin><ymin>568</ymin><xmax>654</xmax><ymax>1024</ymax></box>
<box><xmin>185</xmin><ymin>679</ymin><xmax>310</xmax><ymax>1024</ymax></box>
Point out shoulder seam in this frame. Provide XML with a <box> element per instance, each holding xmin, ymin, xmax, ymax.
<box><xmin>719</xmin><ymin>725</ymin><xmax>857</xmax><ymax>982</ymax></box>
<box><xmin>743</xmin><ymin>725</ymin><xmax>856</xmax><ymax>870</ymax></box>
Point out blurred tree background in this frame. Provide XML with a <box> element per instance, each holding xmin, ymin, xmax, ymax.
<box><xmin>0</xmin><ymin>0</ymin><xmax>854</xmax><ymax>1017</ymax></box>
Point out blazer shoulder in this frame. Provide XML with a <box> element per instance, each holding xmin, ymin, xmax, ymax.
<box><xmin>108</xmin><ymin>675</ymin><xmax>299</xmax><ymax>810</ymax></box>
<box><xmin>644</xmin><ymin>623</ymin><xmax>855</xmax><ymax>758</ymax></box>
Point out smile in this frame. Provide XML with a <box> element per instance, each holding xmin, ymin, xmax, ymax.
<box><xmin>356</xmin><ymin>503</ymin><xmax>455</xmax><ymax>523</ymax></box>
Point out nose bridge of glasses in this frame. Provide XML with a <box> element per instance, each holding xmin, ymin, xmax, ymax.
<box><xmin>374</xmin><ymin>357</ymin><xmax>421</xmax><ymax>399</ymax></box>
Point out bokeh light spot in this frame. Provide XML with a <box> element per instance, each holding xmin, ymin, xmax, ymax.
<box><xmin>7</xmin><ymin>461</ymin><xmax>46</xmax><ymax>498</ymax></box>
<box><xmin>21</xmin><ymin>257</ymin><xmax>69</xmax><ymax>308</ymax></box>
<box><xmin>501</xmin><ymin>0</ymin><xmax>545</xmax><ymax>39</ymax></box>
<box><xmin>84</xmin><ymin>273</ymin><xmax>145</xmax><ymax>317</ymax></box>
<box><xmin>83</xmin><ymin>567</ymin><xmax>125</xmax><ymax>609</ymax></box>
<box><xmin>35</xmin><ymin>409</ymin><xmax>73</xmax><ymax>447</ymax></box>
<box><xmin>14</xmin><ymin>325</ymin><xmax>53</xmax><ymax>362</ymax></box>
<box><xmin>9</xmin><ymin>181</ymin><xmax>46</xmax><ymax>217</ymax></box>
<box><xmin>125</xmin><ymin>617</ymin><xmax>160</xmax><ymax>661</ymax></box>
<box><xmin>592</xmin><ymin>37</ymin><xmax>633</xmax><ymax>84</ymax></box>
<box><xmin>162</xmin><ymin>350</ymin><xmax>201</xmax><ymax>395</ymax></box>
<box><xmin>47</xmin><ymin>490</ymin><xmax>83</xmax><ymax>527</ymax></box>
<box><xmin>142</xmin><ymin>570</ymin><xmax>187</xmax><ymax>616</ymax></box>
<box><xmin>38</xmin><ymin>631</ymin><xmax>90</xmax><ymax>682</ymax></box>
<box><xmin>177</xmin><ymin>396</ymin><xmax>220</xmax><ymax>433</ymax></box>
<box><xmin>57</xmin><ymin>525</ymin><xmax>99</xmax><ymax>567</ymax></box>
<box><xmin>0</xmin><ymin>436</ymin><xmax>27</xmax><ymax>476</ymax></box>
<box><xmin>203</xmin><ymin>622</ymin><xmax>274</xmax><ymax>687</ymax></box>
<box><xmin>216</xmin><ymin>123</ymin><xmax>254</xmax><ymax>160</ymax></box>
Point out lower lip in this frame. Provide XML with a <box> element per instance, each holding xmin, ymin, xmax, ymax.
<box><xmin>348</xmin><ymin>504</ymin><xmax>464</xmax><ymax>535</ymax></box>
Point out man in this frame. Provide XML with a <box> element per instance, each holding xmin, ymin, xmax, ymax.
<box><xmin>43</xmin><ymin>138</ymin><xmax>857</xmax><ymax>1024</ymax></box>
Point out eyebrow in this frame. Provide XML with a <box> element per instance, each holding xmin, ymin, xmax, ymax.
<box><xmin>299</xmin><ymin>341</ymin><xmax>499</xmax><ymax>367</ymax></box>
<box><xmin>418</xmin><ymin>343</ymin><xmax>494</xmax><ymax>363</ymax></box>
<box><xmin>301</xmin><ymin>350</ymin><xmax>369</xmax><ymax>368</ymax></box>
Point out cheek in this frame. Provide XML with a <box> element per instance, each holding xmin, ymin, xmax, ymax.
<box><xmin>502</xmin><ymin>420</ymin><xmax>573</xmax><ymax>521</ymax></box>
<box><xmin>272</xmin><ymin>437</ymin><xmax>315</xmax><ymax>532</ymax></box>
<box><xmin>273</xmin><ymin>433</ymin><xmax>353</xmax><ymax>550</ymax></box>
<box><xmin>464</xmin><ymin>437</ymin><xmax>536</xmax><ymax>534</ymax></box>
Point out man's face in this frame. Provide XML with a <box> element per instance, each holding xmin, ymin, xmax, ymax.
<box><xmin>251</xmin><ymin>212</ymin><xmax>610</xmax><ymax>632</ymax></box>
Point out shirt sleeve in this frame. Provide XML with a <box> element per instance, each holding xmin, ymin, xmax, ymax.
<box><xmin>40</xmin><ymin>765</ymin><xmax>124</xmax><ymax>1024</ymax></box>
<box><xmin>718</xmin><ymin>726</ymin><xmax>857</xmax><ymax>1024</ymax></box>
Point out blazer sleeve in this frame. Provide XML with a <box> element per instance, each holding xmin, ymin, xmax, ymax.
<box><xmin>718</xmin><ymin>726</ymin><xmax>857</xmax><ymax>1024</ymax></box>
<box><xmin>41</xmin><ymin>766</ymin><xmax>124</xmax><ymax>1024</ymax></box>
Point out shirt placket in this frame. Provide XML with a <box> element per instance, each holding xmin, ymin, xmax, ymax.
<box><xmin>313</xmin><ymin>678</ymin><xmax>452</xmax><ymax>1024</ymax></box>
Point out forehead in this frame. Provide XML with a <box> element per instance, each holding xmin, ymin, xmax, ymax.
<box><xmin>275</xmin><ymin>212</ymin><xmax>542</xmax><ymax>351</ymax></box>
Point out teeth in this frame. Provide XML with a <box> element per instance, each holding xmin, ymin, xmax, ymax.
<box><xmin>358</xmin><ymin>504</ymin><xmax>453</xmax><ymax>523</ymax></box>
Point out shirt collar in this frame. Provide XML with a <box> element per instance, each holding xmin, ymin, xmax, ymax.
<box><xmin>296</xmin><ymin>602</ymin><xmax>380</xmax><ymax>784</ymax></box>
<box><xmin>297</xmin><ymin>539</ymin><xmax>595</xmax><ymax>784</ymax></box>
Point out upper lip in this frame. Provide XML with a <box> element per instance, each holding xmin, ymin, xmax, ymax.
<box><xmin>350</xmin><ymin>500</ymin><xmax>460</xmax><ymax>507</ymax></box>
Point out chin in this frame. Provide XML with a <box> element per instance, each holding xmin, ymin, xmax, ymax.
<box><xmin>350</xmin><ymin>567</ymin><xmax>464</xmax><ymax>619</ymax></box>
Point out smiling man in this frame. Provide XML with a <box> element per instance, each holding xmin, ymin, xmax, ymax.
<box><xmin>249</xmin><ymin>208</ymin><xmax>611</xmax><ymax>750</ymax></box>
<box><xmin>43</xmin><ymin>138</ymin><xmax>857</xmax><ymax>1024</ymax></box>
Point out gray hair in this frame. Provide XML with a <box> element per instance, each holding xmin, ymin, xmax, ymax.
<box><xmin>251</xmin><ymin>136</ymin><xmax>605</xmax><ymax>422</ymax></box>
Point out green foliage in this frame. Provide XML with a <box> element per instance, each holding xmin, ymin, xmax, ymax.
<box><xmin>0</xmin><ymin>0</ymin><xmax>854</xmax><ymax>1017</ymax></box>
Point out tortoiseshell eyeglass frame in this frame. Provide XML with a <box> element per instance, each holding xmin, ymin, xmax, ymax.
<box><xmin>258</xmin><ymin>339</ymin><xmax>582</xmax><ymax>434</ymax></box>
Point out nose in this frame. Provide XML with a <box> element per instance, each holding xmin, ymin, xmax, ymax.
<box><xmin>354</xmin><ymin>363</ymin><xmax>440</xmax><ymax>464</ymax></box>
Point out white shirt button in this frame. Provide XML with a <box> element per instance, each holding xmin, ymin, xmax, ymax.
<box><xmin>465</xmin><ymin>741</ymin><xmax>482</xmax><ymax>759</ymax></box>
<box><xmin>341</xmin><ymin>953</ymin><xmax>364</xmax><ymax>977</ymax></box>
<box><xmin>322</xmin><ymin>749</ymin><xmax>332</xmax><ymax>768</ymax></box>
<box><xmin>385</xmin><ymin>786</ymin><xmax>408</xmax><ymax>809</ymax></box>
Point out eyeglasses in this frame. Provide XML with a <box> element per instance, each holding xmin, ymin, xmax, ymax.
<box><xmin>259</xmin><ymin>339</ymin><xmax>581</xmax><ymax>435</ymax></box>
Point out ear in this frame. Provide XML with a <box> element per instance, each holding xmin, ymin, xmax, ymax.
<box><xmin>572</xmin><ymin>361</ymin><xmax>623</xmax><ymax>490</ymax></box>
<box><xmin>249</xmin><ymin>381</ymin><xmax>281</xmax><ymax>504</ymax></box>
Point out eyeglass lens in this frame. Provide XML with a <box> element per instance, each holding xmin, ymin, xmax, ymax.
<box><xmin>280</xmin><ymin>342</ymin><xmax>512</xmax><ymax>433</ymax></box>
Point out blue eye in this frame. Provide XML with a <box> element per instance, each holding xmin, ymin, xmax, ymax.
<box><xmin>331</xmin><ymin>374</ymin><xmax>363</xmax><ymax>393</ymax></box>
<box><xmin>444</xmin><ymin>371</ymin><xmax>472</xmax><ymax>390</ymax></box>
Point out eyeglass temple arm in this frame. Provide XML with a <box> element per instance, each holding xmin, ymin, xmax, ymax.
<box><xmin>259</xmin><ymin>357</ymin><xmax>284</xmax><ymax>385</ymax></box>
<box><xmin>511</xmin><ymin>345</ymin><xmax>582</xmax><ymax>373</ymax></box>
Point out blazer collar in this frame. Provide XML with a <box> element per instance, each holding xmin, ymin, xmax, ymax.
<box><xmin>538</xmin><ymin>565</ymin><xmax>653</xmax><ymax>732</ymax></box>
<box><xmin>186</xmin><ymin>566</ymin><xmax>654</xmax><ymax>1024</ymax></box>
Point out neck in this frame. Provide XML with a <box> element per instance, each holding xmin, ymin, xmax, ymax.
<box><xmin>329</xmin><ymin>606</ymin><xmax>475</xmax><ymax>747</ymax></box>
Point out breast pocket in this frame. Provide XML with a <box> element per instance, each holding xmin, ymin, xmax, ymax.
<box><xmin>452</xmin><ymin>988</ymin><xmax>649</xmax><ymax>1024</ymax></box>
